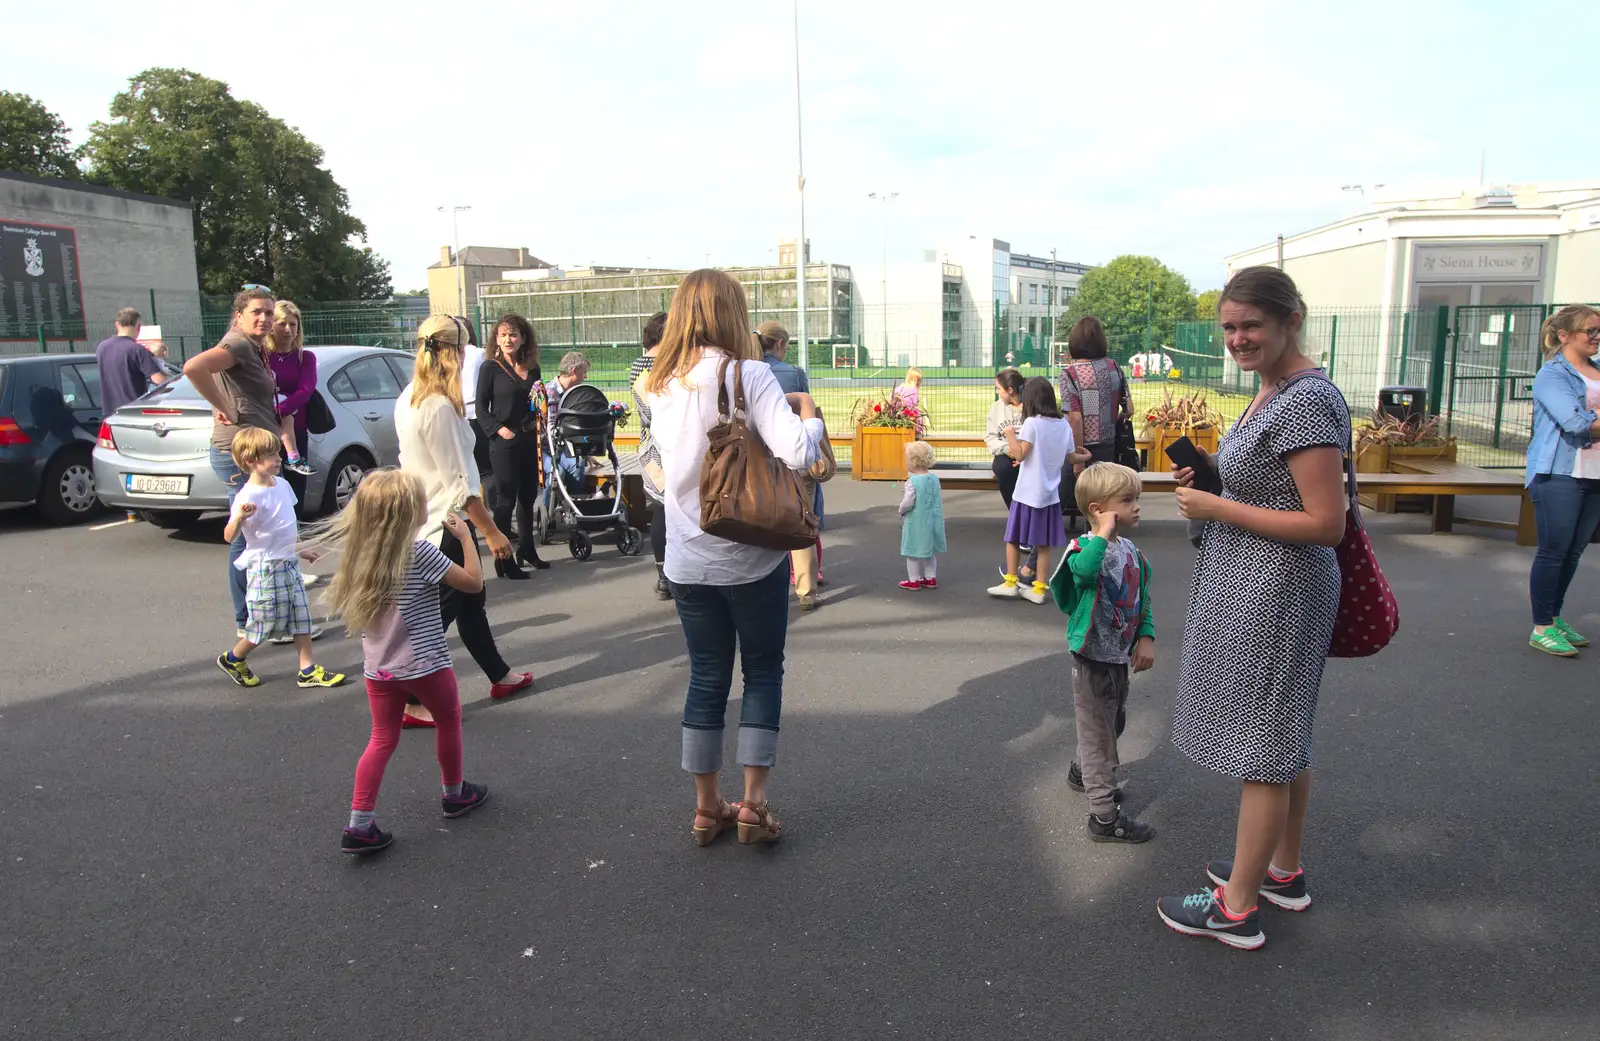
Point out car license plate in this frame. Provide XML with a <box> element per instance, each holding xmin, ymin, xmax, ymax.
<box><xmin>125</xmin><ymin>474</ymin><xmax>190</xmax><ymax>496</ymax></box>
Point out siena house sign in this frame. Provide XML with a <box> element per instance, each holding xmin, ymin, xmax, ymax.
<box><xmin>1413</xmin><ymin>242</ymin><xmax>1543</xmax><ymax>282</ymax></box>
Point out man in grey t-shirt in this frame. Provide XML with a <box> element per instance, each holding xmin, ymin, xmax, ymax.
<box><xmin>184</xmin><ymin>287</ymin><xmax>300</xmax><ymax>633</ymax></box>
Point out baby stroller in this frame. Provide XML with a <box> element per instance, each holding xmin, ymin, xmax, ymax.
<box><xmin>532</xmin><ymin>381</ymin><xmax>644</xmax><ymax>561</ymax></box>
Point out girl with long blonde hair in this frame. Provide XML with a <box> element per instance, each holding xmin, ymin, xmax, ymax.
<box><xmin>392</xmin><ymin>315</ymin><xmax>533</xmax><ymax>727</ymax></box>
<box><xmin>643</xmin><ymin>269</ymin><xmax>824</xmax><ymax>847</ymax></box>
<box><xmin>265</xmin><ymin>300</ymin><xmax>318</xmax><ymax>476</ymax></box>
<box><xmin>321</xmin><ymin>469</ymin><xmax>491</xmax><ymax>854</ymax></box>
<box><xmin>1524</xmin><ymin>304</ymin><xmax>1600</xmax><ymax>657</ymax></box>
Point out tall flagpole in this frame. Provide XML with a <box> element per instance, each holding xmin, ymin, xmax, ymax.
<box><xmin>793</xmin><ymin>0</ymin><xmax>809</xmax><ymax>373</ymax></box>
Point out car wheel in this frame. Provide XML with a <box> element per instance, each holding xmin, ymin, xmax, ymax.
<box><xmin>37</xmin><ymin>448</ymin><xmax>104</xmax><ymax>525</ymax></box>
<box><xmin>139</xmin><ymin>509</ymin><xmax>201</xmax><ymax>530</ymax></box>
<box><xmin>321</xmin><ymin>448</ymin><xmax>374</xmax><ymax>514</ymax></box>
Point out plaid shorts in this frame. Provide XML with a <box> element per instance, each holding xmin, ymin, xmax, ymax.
<box><xmin>242</xmin><ymin>558</ymin><xmax>313</xmax><ymax>644</ymax></box>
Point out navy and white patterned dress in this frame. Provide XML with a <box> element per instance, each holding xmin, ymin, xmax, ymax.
<box><xmin>1171</xmin><ymin>375</ymin><xmax>1350</xmax><ymax>783</ymax></box>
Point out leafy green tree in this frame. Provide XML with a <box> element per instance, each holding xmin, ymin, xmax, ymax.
<box><xmin>80</xmin><ymin>69</ymin><xmax>391</xmax><ymax>300</ymax></box>
<box><xmin>1057</xmin><ymin>255</ymin><xmax>1196</xmax><ymax>346</ymax></box>
<box><xmin>0</xmin><ymin>92</ymin><xmax>79</xmax><ymax>179</ymax></box>
<box><xmin>1194</xmin><ymin>288</ymin><xmax>1222</xmax><ymax>321</ymax></box>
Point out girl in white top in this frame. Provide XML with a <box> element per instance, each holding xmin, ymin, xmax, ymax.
<box><xmin>642</xmin><ymin>269</ymin><xmax>824</xmax><ymax>848</ymax></box>
<box><xmin>393</xmin><ymin>315</ymin><xmax>533</xmax><ymax>722</ymax></box>
<box><xmin>989</xmin><ymin>377</ymin><xmax>1089</xmax><ymax>604</ymax></box>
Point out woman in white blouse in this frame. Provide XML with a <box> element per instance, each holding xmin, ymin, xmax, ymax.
<box><xmin>642</xmin><ymin>270</ymin><xmax>824</xmax><ymax>846</ymax></box>
<box><xmin>393</xmin><ymin>316</ymin><xmax>533</xmax><ymax>727</ymax></box>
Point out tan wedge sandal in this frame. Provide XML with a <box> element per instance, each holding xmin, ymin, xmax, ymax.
<box><xmin>736</xmin><ymin>801</ymin><xmax>783</xmax><ymax>845</ymax></box>
<box><xmin>692</xmin><ymin>798</ymin><xmax>737</xmax><ymax>846</ymax></box>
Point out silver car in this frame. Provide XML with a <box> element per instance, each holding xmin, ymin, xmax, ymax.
<box><xmin>93</xmin><ymin>344</ymin><xmax>415</xmax><ymax>527</ymax></box>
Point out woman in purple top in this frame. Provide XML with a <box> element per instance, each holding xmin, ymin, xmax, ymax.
<box><xmin>267</xmin><ymin>301</ymin><xmax>318</xmax><ymax>476</ymax></box>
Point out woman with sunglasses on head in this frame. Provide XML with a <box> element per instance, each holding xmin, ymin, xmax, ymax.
<box><xmin>393</xmin><ymin>316</ymin><xmax>534</xmax><ymax>727</ymax></box>
<box><xmin>1524</xmin><ymin>304</ymin><xmax>1600</xmax><ymax>657</ymax></box>
<box><xmin>476</xmin><ymin>313</ymin><xmax>548</xmax><ymax>580</ymax></box>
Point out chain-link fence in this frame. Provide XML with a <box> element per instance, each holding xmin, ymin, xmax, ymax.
<box><xmin>12</xmin><ymin>289</ymin><xmax>1588</xmax><ymax>469</ymax></box>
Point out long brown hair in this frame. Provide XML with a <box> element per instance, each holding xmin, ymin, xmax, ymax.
<box><xmin>490</xmin><ymin>312</ymin><xmax>539</xmax><ymax>370</ymax></box>
<box><xmin>643</xmin><ymin>269</ymin><xmax>759</xmax><ymax>396</ymax></box>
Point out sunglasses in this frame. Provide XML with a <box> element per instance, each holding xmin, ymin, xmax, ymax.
<box><xmin>1584</xmin><ymin>327</ymin><xmax>1600</xmax><ymax>339</ymax></box>
<box><xmin>241</xmin><ymin>282</ymin><xmax>274</xmax><ymax>294</ymax></box>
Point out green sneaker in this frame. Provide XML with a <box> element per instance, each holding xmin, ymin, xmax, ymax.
<box><xmin>1530</xmin><ymin>628</ymin><xmax>1578</xmax><ymax>658</ymax></box>
<box><xmin>1553</xmin><ymin>617</ymin><xmax>1589</xmax><ymax>647</ymax></box>
<box><xmin>297</xmin><ymin>665</ymin><xmax>346</xmax><ymax>689</ymax></box>
<box><xmin>217</xmin><ymin>653</ymin><xmax>261</xmax><ymax>687</ymax></box>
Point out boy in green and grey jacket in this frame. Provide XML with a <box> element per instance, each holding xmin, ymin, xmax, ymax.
<box><xmin>1047</xmin><ymin>463</ymin><xmax>1156</xmax><ymax>844</ymax></box>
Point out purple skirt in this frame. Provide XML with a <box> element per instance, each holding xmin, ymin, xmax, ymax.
<box><xmin>1004</xmin><ymin>501</ymin><xmax>1067</xmax><ymax>547</ymax></box>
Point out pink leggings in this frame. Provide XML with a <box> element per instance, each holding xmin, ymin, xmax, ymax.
<box><xmin>350</xmin><ymin>669</ymin><xmax>464</xmax><ymax>812</ymax></box>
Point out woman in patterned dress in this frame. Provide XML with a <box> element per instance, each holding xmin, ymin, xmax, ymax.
<box><xmin>1155</xmin><ymin>267</ymin><xmax>1350</xmax><ymax>951</ymax></box>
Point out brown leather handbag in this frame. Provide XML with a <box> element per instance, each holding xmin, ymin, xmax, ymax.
<box><xmin>700</xmin><ymin>357</ymin><xmax>820</xmax><ymax>551</ymax></box>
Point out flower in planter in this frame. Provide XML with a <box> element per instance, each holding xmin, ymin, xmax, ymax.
<box><xmin>851</xmin><ymin>390</ymin><xmax>930</xmax><ymax>431</ymax></box>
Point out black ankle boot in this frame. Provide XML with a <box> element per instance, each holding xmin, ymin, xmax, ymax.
<box><xmin>518</xmin><ymin>543</ymin><xmax>550</xmax><ymax>571</ymax></box>
<box><xmin>496</xmin><ymin>556</ymin><xmax>528</xmax><ymax>580</ymax></box>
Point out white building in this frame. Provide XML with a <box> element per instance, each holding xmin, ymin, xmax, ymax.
<box><xmin>849</xmin><ymin>238</ymin><xmax>1093</xmax><ymax>370</ymax></box>
<box><xmin>1009</xmin><ymin>251</ymin><xmax>1091</xmax><ymax>362</ymax></box>
<box><xmin>1224</xmin><ymin>180</ymin><xmax>1600</xmax><ymax>410</ymax></box>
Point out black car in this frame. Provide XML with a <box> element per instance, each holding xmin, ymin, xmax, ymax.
<box><xmin>0</xmin><ymin>353</ymin><xmax>115</xmax><ymax>524</ymax></box>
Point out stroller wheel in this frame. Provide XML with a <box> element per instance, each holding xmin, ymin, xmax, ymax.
<box><xmin>617</xmin><ymin>525</ymin><xmax>644</xmax><ymax>557</ymax></box>
<box><xmin>535</xmin><ymin>501</ymin><xmax>555</xmax><ymax>545</ymax></box>
<box><xmin>569</xmin><ymin>530</ymin><xmax>593</xmax><ymax>562</ymax></box>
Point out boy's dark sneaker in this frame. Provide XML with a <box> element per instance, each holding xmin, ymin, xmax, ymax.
<box><xmin>341</xmin><ymin>823</ymin><xmax>393</xmax><ymax>855</ymax></box>
<box><xmin>1205</xmin><ymin>859</ymin><xmax>1311</xmax><ymax>911</ymax></box>
<box><xmin>216</xmin><ymin>653</ymin><xmax>260</xmax><ymax>688</ymax></box>
<box><xmin>1156</xmin><ymin>887</ymin><xmax>1265</xmax><ymax>950</ymax></box>
<box><xmin>1066</xmin><ymin>761</ymin><xmax>1125</xmax><ymax>803</ymax></box>
<box><xmin>1087</xmin><ymin>810</ymin><xmax>1153</xmax><ymax>843</ymax></box>
<box><xmin>442</xmin><ymin>780</ymin><xmax>490</xmax><ymax>818</ymax></box>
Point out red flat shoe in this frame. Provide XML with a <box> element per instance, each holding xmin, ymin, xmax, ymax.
<box><xmin>897</xmin><ymin>580</ymin><xmax>921</xmax><ymax>591</ymax></box>
<box><xmin>490</xmin><ymin>672</ymin><xmax>535</xmax><ymax>700</ymax></box>
<box><xmin>920</xmin><ymin>578</ymin><xmax>938</xmax><ymax>589</ymax></box>
<box><xmin>402</xmin><ymin>714</ymin><xmax>437</xmax><ymax>730</ymax></box>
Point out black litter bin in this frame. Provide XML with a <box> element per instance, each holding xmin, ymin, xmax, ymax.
<box><xmin>1377</xmin><ymin>386</ymin><xmax>1427</xmax><ymax>423</ymax></box>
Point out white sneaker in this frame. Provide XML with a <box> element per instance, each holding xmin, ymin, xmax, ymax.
<box><xmin>1020</xmin><ymin>584</ymin><xmax>1048</xmax><ymax>605</ymax></box>
<box><xmin>987</xmin><ymin>581</ymin><xmax>1021</xmax><ymax>599</ymax></box>
<box><xmin>301</xmin><ymin>573</ymin><xmax>323</xmax><ymax>589</ymax></box>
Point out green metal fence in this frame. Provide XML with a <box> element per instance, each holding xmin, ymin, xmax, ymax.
<box><xmin>13</xmin><ymin>290</ymin><xmax>1590</xmax><ymax>469</ymax></box>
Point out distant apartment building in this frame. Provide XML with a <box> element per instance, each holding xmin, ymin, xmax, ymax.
<box><xmin>428</xmin><ymin>245</ymin><xmax>551</xmax><ymax>316</ymax></box>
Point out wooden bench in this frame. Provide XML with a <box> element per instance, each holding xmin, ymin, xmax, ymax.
<box><xmin>1377</xmin><ymin>459</ymin><xmax>1533</xmax><ymax>545</ymax></box>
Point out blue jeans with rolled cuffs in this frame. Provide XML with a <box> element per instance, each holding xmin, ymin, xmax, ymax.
<box><xmin>671</xmin><ymin>561</ymin><xmax>790</xmax><ymax>774</ymax></box>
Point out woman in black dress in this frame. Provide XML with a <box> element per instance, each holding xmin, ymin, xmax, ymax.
<box><xmin>476</xmin><ymin>313</ymin><xmax>548</xmax><ymax>579</ymax></box>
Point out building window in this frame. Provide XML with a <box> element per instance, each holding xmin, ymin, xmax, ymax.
<box><xmin>1028</xmin><ymin>284</ymin><xmax>1038</xmax><ymax>304</ymax></box>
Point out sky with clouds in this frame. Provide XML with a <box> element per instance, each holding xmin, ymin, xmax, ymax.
<box><xmin>9</xmin><ymin>0</ymin><xmax>1598</xmax><ymax>294</ymax></box>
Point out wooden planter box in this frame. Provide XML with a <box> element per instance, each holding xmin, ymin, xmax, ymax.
<box><xmin>852</xmin><ymin>424</ymin><xmax>914</xmax><ymax>481</ymax></box>
<box><xmin>1355</xmin><ymin>442</ymin><xmax>1389</xmax><ymax>511</ymax></box>
<box><xmin>1145</xmin><ymin>425</ymin><xmax>1221</xmax><ymax>471</ymax></box>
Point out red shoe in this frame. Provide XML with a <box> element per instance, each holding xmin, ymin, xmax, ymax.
<box><xmin>490</xmin><ymin>672</ymin><xmax>535</xmax><ymax>700</ymax></box>
<box><xmin>898</xmin><ymin>580</ymin><xmax>921</xmax><ymax>590</ymax></box>
<box><xmin>920</xmin><ymin>578</ymin><xmax>938</xmax><ymax>589</ymax></box>
<box><xmin>401</xmin><ymin>713</ymin><xmax>437</xmax><ymax>730</ymax></box>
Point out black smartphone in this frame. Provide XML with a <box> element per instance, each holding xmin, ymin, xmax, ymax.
<box><xmin>1164</xmin><ymin>436</ymin><xmax>1223</xmax><ymax>495</ymax></box>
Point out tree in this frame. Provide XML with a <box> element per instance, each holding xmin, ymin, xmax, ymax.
<box><xmin>0</xmin><ymin>92</ymin><xmax>79</xmax><ymax>179</ymax></box>
<box><xmin>80</xmin><ymin>69</ymin><xmax>391</xmax><ymax>300</ymax></box>
<box><xmin>1057</xmin><ymin>255</ymin><xmax>1196</xmax><ymax>348</ymax></box>
<box><xmin>1194</xmin><ymin>288</ymin><xmax>1222</xmax><ymax>321</ymax></box>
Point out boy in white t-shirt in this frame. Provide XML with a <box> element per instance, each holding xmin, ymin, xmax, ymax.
<box><xmin>216</xmin><ymin>427</ymin><xmax>345</xmax><ymax>690</ymax></box>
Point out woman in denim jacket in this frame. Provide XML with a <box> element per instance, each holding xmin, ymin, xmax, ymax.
<box><xmin>1526</xmin><ymin>304</ymin><xmax>1600</xmax><ymax>656</ymax></box>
